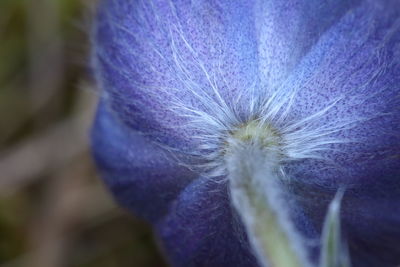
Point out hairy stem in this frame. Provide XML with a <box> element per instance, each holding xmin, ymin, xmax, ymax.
<box><xmin>226</xmin><ymin>141</ymin><xmax>309</xmax><ymax>267</ymax></box>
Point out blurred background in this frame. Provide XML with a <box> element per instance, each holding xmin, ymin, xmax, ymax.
<box><xmin>0</xmin><ymin>0</ymin><xmax>166</xmax><ymax>266</ymax></box>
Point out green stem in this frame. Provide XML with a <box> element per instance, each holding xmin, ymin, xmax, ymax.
<box><xmin>226</xmin><ymin>142</ymin><xmax>308</xmax><ymax>267</ymax></box>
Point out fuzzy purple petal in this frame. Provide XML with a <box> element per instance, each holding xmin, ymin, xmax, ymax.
<box><xmin>155</xmin><ymin>176</ymin><xmax>258</xmax><ymax>266</ymax></box>
<box><xmin>291</xmin><ymin>177</ymin><xmax>400</xmax><ymax>267</ymax></box>
<box><xmin>93</xmin><ymin>0</ymin><xmax>259</xmax><ymax>151</ymax></box>
<box><xmin>281</xmin><ymin>2</ymin><xmax>400</xmax><ymax>264</ymax></box>
<box><xmin>91</xmin><ymin>100</ymin><xmax>197</xmax><ymax>222</ymax></box>
<box><xmin>255</xmin><ymin>0</ymin><xmax>361</xmax><ymax>87</ymax></box>
<box><xmin>283</xmin><ymin>0</ymin><xmax>400</xmax><ymax>187</ymax></box>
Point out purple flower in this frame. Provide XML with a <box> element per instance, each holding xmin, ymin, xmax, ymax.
<box><xmin>91</xmin><ymin>0</ymin><xmax>400</xmax><ymax>266</ymax></box>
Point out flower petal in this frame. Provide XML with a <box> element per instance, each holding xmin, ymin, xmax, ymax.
<box><xmin>278</xmin><ymin>1</ymin><xmax>400</xmax><ymax>265</ymax></box>
<box><xmin>291</xmin><ymin>179</ymin><xmax>400</xmax><ymax>267</ymax></box>
<box><xmin>281</xmin><ymin>0</ymin><xmax>400</xmax><ymax>186</ymax></box>
<box><xmin>91</xmin><ymin>100</ymin><xmax>196</xmax><ymax>222</ymax></box>
<box><xmin>155</xmin><ymin>176</ymin><xmax>258</xmax><ymax>267</ymax></box>
<box><xmin>93</xmin><ymin>0</ymin><xmax>259</xmax><ymax>151</ymax></box>
<box><xmin>255</xmin><ymin>0</ymin><xmax>361</xmax><ymax>87</ymax></box>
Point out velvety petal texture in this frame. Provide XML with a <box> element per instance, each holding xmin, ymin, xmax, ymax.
<box><xmin>284</xmin><ymin>3</ymin><xmax>400</xmax><ymax>264</ymax></box>
<box><xmin>284</xmin><ymin>0</ymin><xmax>400</xmax><ymax>187</ymax></box>
<box><xmin>155</xmin><ymin>176</ymin><xmax>258</xmax><ymax>267</ymax></box>
<box><xmin>254</xmin><ymin>0</ymin><xmax>361</xmax><ymax>87</ymax></box>
<box><xmin>92</xmin><ymin>100</ymin><xmax>196</xmax><ymax>222</ymax></box>
<box><xmin>92</xmin><ymin>0</ymin><xmax>400</xmax><ymax>266</ymax></box>
<box><xmin>94</xmin><ymin>0</ymin><xmax>259</xmax><ymax>151</ymax></box>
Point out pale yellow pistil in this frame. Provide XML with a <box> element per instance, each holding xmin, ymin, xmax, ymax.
<box><xmin>231</xmin><ymin>120</ymin><xmax>280</xmax><ymax>145</ymax></box>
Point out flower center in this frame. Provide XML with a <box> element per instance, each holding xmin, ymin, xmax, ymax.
<box><xmin>229</xmin><ymin>120</ymin><xmax>282</xmax><ymax>149</ymax></box>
